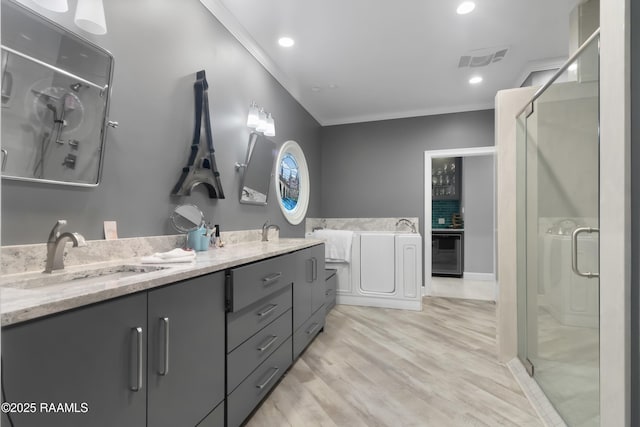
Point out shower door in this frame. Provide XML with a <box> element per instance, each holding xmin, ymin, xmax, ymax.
<box><xmin>517</xmin><ymin>33</ymin><xmax>600</xmax><ymax>426</ymax></box>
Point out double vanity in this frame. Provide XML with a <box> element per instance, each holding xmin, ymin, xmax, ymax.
<box><xmin>1</xmin><ymin>236</ymin><xmax>327</xmax><ymax>427</ymax></box>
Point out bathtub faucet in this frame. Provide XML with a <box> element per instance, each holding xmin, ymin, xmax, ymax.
<box><xmin>396</xmin><ymin>218</ymin><xmax>417</xmax><ymax>233</ymax></box>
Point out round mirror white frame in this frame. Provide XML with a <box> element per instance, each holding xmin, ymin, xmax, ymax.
<box><xmin>274</xmin><ymin>140</ymin><xmax>309</xmax><ymax>225</ymax></box>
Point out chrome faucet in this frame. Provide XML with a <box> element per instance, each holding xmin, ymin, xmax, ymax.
<box><xmin>261</xmin><ymin>220</ymin><xmax>280</xmax><ymax>242</ymax></box>
<box><xmin>44</xmin><ymin>220</ymin><xmax>87</xmax><ymax>273</ymax></box>
<box><xmin>396</xmin><ymin>218</ymin><xmax>417</xmax><ymax>233</ymax></box>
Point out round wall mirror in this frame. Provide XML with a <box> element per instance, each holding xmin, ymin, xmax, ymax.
<box><xmin>275</xmin><ymin>140</ymin><xmax>309</xmax><ymax>225</ymax></box>
<box><xmin>170</xmin><ymin>204</ymin><xmax>204</xmax><ymax>233</ymax></box>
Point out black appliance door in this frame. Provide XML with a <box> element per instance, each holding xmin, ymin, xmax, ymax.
<box><xmin>432</xmin><ymin>234</ymin><xmax>463</xmax><ymax>277</ymax></box>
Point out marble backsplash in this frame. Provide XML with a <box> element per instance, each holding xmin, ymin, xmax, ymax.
<box><xmin>1</xmin><ymin>228</ymin><xmax>279</xmax><ymax>275</ymax></box>
<box><xmin>305</xmin><ymin>217</ymin><xmax>420</xmax><ymax>233</ymax></box>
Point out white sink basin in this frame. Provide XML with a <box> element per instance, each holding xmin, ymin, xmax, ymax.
<box><xmin>1</xmin><ymin>264</ymin><xmax>169</xmax><ymax>290</ymax></box>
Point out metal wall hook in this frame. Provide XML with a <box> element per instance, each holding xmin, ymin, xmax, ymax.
<box><xmin>107</xmin><ymin>120</ymin><xmax>119</xmax><ymax>128</ymax></box>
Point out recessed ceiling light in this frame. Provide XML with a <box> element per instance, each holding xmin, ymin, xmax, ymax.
<box><xmin>568</xmin><ymin>63</ymin><xmax>578</xmax><ymax>72</ymax></box>
<box><xmin>457</xmin><ymin>1</ymin><xmax>476</xmax><ymax>15</ymax></box>
<box><xmin>469</xmin><ymin>76</ymin><xmax>483</xmax><ymax>85</ymax></box>
<box><xmin>311</xmin><ymin>86</ymin><xmax>321</xmax><ymax>92</ymax></box>
<box><xmin>328</xmin><ymin>83</ymin><xmax>338</xmax><ymax>89</ymax></box>
<box><xmin>278</xmin><ymin>37</ymin><xmax>295</xmax><ymax>48</ymax></box>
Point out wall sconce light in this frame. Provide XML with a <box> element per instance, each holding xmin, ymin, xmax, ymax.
<box><xmin>32</xmin><ymin>0</ymin><xmax>107</xmax><ymax>35</ymax></box>
<box><xmin>32</xmin><ymin>0</ymin><xmax>68</xmax><ymax>12</ymax></box>
<box><xmin>246</xmin><ymin>101</ymin><xmax>260</xmax><ymax>128</ymax></box>
<box><xmin>246</xmin><ymin>102</ymin><xmax>276</xmax><ymax>137</ymax></box>
<box><xmin>264</xmin><ymin>113</ymin><xmax>275</xmax><ymax>137</ymax></box>
<box><xmin>74</xmin><ymin>0</ymin><xmax>107</xmax><ymax>35</ymax></box>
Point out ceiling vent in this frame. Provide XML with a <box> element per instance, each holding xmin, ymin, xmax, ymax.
<box><xmin>458</xmin><ymin>47</ymin><xmax>509</xmax><ymax>68</ymax></box>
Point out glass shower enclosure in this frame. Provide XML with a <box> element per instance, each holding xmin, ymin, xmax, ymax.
<box><xmin>516</xmin><ymin>31</ymin><xmax>600</xmax><ymax>426</ymax></box>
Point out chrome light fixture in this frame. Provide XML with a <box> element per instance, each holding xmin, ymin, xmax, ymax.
<box><xmin>264</xmin><ymin>113</ymin><xmax>275</xmax><ymax>137</ymax></box>
<box><xmin>74</xmin><ymin>0</ymin><xmax>107</xmax><ymax>35</ymax></box>
<box><xmin>247</xmin><ymin>102</ymin><xmax>275</xmax><ymax>137</ymax></box>
<box><xmin>255</xmin><ymin>108</ymin><xmax>268</xmax><ymax>133</ymax></box>
<box><xmin>246</xmin><ymin>101</ymin><xmax>260</xmax><ymax>128</ymax></box>
<box><xmin>32</xmin><ymin>0</ymin><xmax>68</xmax><ymax>12</ymax></box>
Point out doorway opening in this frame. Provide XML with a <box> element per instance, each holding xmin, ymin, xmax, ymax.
<box><xmin>423</xmin><ymin>147</ymin><xmax>496</xmax><ymax>300</ymax></box>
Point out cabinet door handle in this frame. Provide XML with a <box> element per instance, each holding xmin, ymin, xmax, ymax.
<box><xmin>257</xmin><ymin>304</ymin><xmax>278</xmax><ymax>317</ymax></box>
<box><xmin>256</xmin><ymin>367</ymin><xmax>280</xmax><ymax>390</ymax></box>
<box><xmin>159</xmin><ymin>317</ymin><xmax>170</xmax><ymax>376</ymax></box>
<box><xmin>130</xmin><ymin>327</ymin><xmax>143</xmax><ymax>391</ymax></box>
<box><xmin>257</xmin><ymin>335</ymin><xmax>279</xmax><ymax>352</ymax></box>
<box><xmin>313</xmin><ymin>258</ymin><xmax>318</xmax><ymax>281</ymax></box>
<box><xmin>306</xmin><ymin>322</ymin><xmax>320</xmax><ymax>335</ymax></box>
<box><xmin>262</xmin><ymin>272</ymin><xmax>282</xmax><ymax>286</ymax></box>
<box><xmin>306</xmin><ymin>259</ymin><xmax>313</xmax><ymax>282</ymax></box>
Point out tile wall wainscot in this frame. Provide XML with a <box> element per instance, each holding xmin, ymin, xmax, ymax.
<box><xmin>2</xmin><ymin>229</ymin><xmax>280</xmax><ymax>275</ymax></box>
<box><xmin>305</xmin><ymin>217</ymin><xmax>420</xmax><ymax>233</ymax></box>
<box><xmin>432</xmin><ymin>200</ymin><xmax>461</xmax><ymax>229</ymax></box>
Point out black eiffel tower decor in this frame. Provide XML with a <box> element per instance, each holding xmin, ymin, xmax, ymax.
<box><xmin>172</xmin><ymin>70</ymin><xmax>225</xmax><ymax>198</ymax></box>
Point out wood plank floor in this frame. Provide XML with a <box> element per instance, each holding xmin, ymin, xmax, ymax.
<box><xmin>246</xmin><ymin>297</ymin><xmax>541</xmax><ymax>427</ymax></box>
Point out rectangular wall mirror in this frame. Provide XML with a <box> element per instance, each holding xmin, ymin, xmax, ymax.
<box><xmin>239</xmin><ymin>132</ymin><xmax>276</xmax><ymax>205</ymax></box>
<box><xmin>1</xmin><ymin>0</ymin><xmax>114</xmax><ymax>186</ymax></box>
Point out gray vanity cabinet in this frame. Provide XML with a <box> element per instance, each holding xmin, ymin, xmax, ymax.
<box><xmin>293</xmin><ymin>244</ymin><xmax>326</xmax><ymax>359</ymax></box>
<box><xmin>1</xmin><ymin>293</ymin><xmax>148</xmax><ymax>427</ymax></box>
<box><xmin>1</xmin><ymin>272</ymin><xmax>227</xmax><ymax>427</ymax></box>
<box><xmin>225</xmin><ymin>251</ymin><xmax>304</xmax><ymax>427</ymax></box>
<box><xmin>147</xmin><ymin>272</ymin><xmax>225</xmax><ymax>427</ymax></box>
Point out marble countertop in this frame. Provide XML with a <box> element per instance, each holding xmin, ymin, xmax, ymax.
<box><xmin>0</xmin><ymin>238</ymin><xmax>322</xmax><ymax>327</ymax></box>
<box><xmin>432</xmin><ymin>229</ymin><xmax>464</xmax><ymax>233</ymax></box>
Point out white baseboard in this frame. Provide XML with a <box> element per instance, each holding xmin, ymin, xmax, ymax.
<box><xmin>336</xmin><ymin>295</ymin><xmax>422</xmax><ymax>311</ymax></box>
<box><xmin>428</xmin><ymin>276</ymin><xmax>496</xmax><ymax>301</ymax></box>
<box><xmin>463</xmin><ymin>272</ymin><xmax>496</xmax><ymax>281</ymax></box>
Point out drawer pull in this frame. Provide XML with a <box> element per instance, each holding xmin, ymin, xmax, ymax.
<box><xmin>262</xmin><ymin>272</ymin><xmax>282</xmax><ymax>286</ymax></box>
<box><xmin>257</xmin><ymin>304</ymin><xmax>278</xmax><ymax>317</ymax></box>
<box><xmin>130</xmin><ymin>327</ymin><xmax>143</xmax><ymax>391</ymax></box>
<box><xmin>306</xmin><ymin>322</ymin><xmax>320</xmax><ymax>335</ymax></box>
<box><xmin>159</xmin><ymin>317</ymin><xmax>170</xmax><ymax>376</ymax></box>
<box><xmin>257</xmin><ymin>335</ymin><xmax>279</xmax><ymax>352</ymax></box>
<box><xmin>256</xmin><ymin>367</ymin><xmax>280</xmax><ymax>390</ymax></box>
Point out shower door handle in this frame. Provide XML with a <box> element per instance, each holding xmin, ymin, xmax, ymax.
<box><xmin>571</xmin><ymin>227</ymin><xmax>599</xmax><ymax>278</ymax></box>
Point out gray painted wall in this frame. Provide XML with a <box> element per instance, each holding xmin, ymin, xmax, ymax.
<box><xmin>319</xmin><ymin>110</ymin><xmax>495</xmax><ymax>239</ymax></box>
<box><xmin>461</xmin><ymin>155</ymin><xmax>494</xmax><ymax>274</ymax></box>
<box><xmin>2</xmin><ymin>0</ymin><xmax>321</xmax><ymax>245</ymax></box>
<box><xmin>631</xmin><ymin>0</ymin><xmax>639</xmax><ymax>423</ymax></box>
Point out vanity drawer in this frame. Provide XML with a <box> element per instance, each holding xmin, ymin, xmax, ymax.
<box><xmin>227</xmin><ymin>285</ymin><xmax>292</xmax><ymax>352</ymax></box>
<box><xmin>227</xmin><ymin>336</ymin><xmax>292</xmax><ymax>427</ymax></box>
<box><xmin>227</xmin><ymin>309</ymin><xmax>292</xmax><ymax>394</ymax></box>
<box><xmin>293</xmin><ymin>305</ymin><xmax>325</xmax><ymax>360</ymax></box>
<box><xmin>228</xmin><ymin>254</ymin><xmax>294</xmax><ymax>312</ymax></box>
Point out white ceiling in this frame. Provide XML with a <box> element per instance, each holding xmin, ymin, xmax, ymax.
<box><xmin>201</xmin><ymin>0</ymin><xmax>577</xmax><ymax>126</ymax></box>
